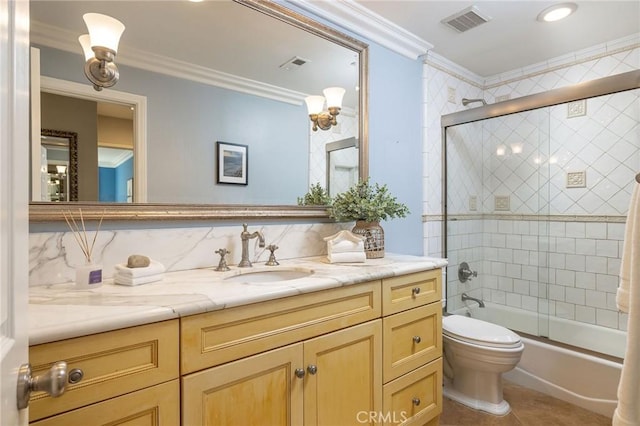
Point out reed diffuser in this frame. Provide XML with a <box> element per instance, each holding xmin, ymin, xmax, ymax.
<box><xmin>63</xmin><ymin>209</ymin><xmax>104</xmax><ymax>289</ymax></box>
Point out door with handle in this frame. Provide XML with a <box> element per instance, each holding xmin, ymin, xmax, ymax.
<box><xmin>1</xmin><ymin>0</ymin><xmax>31</xmax><ymax>424</ymax></box>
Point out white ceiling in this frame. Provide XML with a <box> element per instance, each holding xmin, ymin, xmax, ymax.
<box><xmin>30</xmin><ymin>0</ymin><xmax>639</xmax><ymax>100</ymax></box>
<box><xmin>353</xmin><ymin>0</ymin><xmax>640</xmax><ymax>77</ymax></box>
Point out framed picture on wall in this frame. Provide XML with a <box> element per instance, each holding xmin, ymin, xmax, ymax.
<box><xmin>217</xmin><ymin>141</ymin><xmax>248</xmax><ymax>185</ymax></box>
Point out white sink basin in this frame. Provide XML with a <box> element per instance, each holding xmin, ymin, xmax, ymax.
<box><xmin>223</xmin><ymin>268</ymin><xmax>313</xmax><ymax>283</ymax></box>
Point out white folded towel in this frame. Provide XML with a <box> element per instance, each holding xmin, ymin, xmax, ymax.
<box><xmin>114</xmin><ymin>260</ymin><xmax>166</xmax><ymax>278</ymax></box>
<box><xmin>329</xmin><ymin>239</ymin><xmax>365</xmax><ymax>253</ymax></box>
<box><xmin>327</xmin><ymin>251</ymin><xmax>366</xmax><ymax>263</ymax></box>
<box><xmin>114</xmin><ymin>273</ymin><xmax>164</xmax><ymax>286</ymax></box>
<box><xmin>613</xmin><ymin>183</ymin><xmax>640</xmax><ymax>426</ymax></box>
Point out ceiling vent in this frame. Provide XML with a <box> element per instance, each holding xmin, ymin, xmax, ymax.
<box><xmin>441</xmin><ymin>6</ymin><xmax>491</xmax><ymax>33</ymax></box>
<box><xmin>279</xmin><ymin>56</ymin><xmax>310</xmax><ymax>71</ymax></box>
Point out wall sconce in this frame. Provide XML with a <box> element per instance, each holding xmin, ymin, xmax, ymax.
<box><xmin>78</xmin><ymin>13</ymin><xmax>125</xmax><ymax>91</ymax></box>
<box><xmin>304</xmin><ymin>87</ymin><xmax>345</xmax><ymax>131</ymax></box>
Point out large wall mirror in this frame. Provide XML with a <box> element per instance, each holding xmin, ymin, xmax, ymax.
<box><xmin>29</xmin><ymin>0</ymin><xmax>369</xmax><ymax>221</ymax></box>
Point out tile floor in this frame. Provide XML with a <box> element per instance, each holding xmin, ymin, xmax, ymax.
<box><xmin>440</xmin><ymin>380</ymin><xmax>612</xmax><ymax>425</ymax></box>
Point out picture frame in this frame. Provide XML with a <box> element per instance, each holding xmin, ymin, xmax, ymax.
<box><xmin>216</xmin><ymin>141</ymin><xmax>248</xmax><ymax>185</ymax></box>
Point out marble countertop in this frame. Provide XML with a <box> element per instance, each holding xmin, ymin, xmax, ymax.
<box><xmin>29</xmin><ymin>254</ymin><xmax>447</xmax><ymax>345</ymax></box>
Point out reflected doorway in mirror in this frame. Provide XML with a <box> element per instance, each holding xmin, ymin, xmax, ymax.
<box><xmin>217</xmin><ymin>141</ymin><xmax>248</xmax><ymax>185</ymax></box>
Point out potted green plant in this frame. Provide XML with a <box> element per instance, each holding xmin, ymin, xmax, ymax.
<box><xmin>330</xmin><ymin>179</ymin><xmax>409</xmax><ymax>258</ymax></box>
<box><xmin>297</xmin><ymin>183</ymin><xmax>332</xmax><ymax>206</ymax></box>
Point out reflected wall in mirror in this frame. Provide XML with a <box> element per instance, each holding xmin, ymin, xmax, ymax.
<box><xmin>29</xmin><ymin>0</ymin><xmax>368</xmax><ymax>217</ymax></box>
<box><xmin>39</xmin><ymin>129</ymin><xmax>78</xmax><ymax>202</ymax></box>
<box><xmin>325</xmin><ymin>137</ymin><xmax>358</xmax><ymax>197</ymax></box>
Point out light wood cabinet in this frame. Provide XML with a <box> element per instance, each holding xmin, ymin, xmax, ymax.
<box><xmin>381</xmin><ymin>270</ymin><xmax>443</xmax><ymax>425</ymax></box>
<box><xmin>182</xmin><ymin>320</ymin><xmax>382</xmax><ymax>426</ymax></box>
<box><xmin>30</xmin><ymin>380</ymin><xmax>180</xmax><ymax>426</ymax></box>
<box><xmin>28</xmin><ymin>320</ymin><xmax>179</xmax><ymax>424</ymax></box>
<box><xmin>29</xmin><ymin>268</ymin><xmax>443</xmax><ymax>426</ymax></box>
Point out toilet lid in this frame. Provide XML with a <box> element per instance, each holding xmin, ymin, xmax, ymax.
<box><xmin>443</xmin><ymin>315</ymin><xmax>522</xmax><ymax>348</ymax></box>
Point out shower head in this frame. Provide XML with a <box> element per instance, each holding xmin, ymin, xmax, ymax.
<box><xmin>462</xmin><ymin>98</ymin><xmax>487</xmax><ymax>106</ymax></box>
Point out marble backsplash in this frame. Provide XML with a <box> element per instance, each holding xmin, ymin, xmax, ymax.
<box><xmin>29</xmin><ymin>222</ymin><xmax>351</xmax><ymax>287</ymax></box>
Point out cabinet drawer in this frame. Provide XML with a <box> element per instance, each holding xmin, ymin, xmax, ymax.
<box><xmin>382</xmin><ymin>270</ymin><xmax>441</xmax><ymax>316</ymax></box>
<box><xmin>29</xmin><ymin>320</ymin><xmax>179</xmax><ymax>422</ymax></box>
<box><xmin>181</xmin><ymin>281</ymin><xmax>381</xmax><ymax>373</ymax></box>
<box><xmin>382</xmin><ymin>358</ymin><xmax>442</xmax><ymax>426</ymax></box>
<box><xmin>30</xmin><ymin>379</ymin><xmax>180</xmax><ymax>426</ymax></box>
<box><xmin>383</xmin><ymin>303</ymin><xmax>442</xmax><ymax>383</ymax></box>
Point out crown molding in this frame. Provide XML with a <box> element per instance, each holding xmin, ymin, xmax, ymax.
<box><xmin>98</xmin><ymin>148</ymin><xmax>134</xmax><ymax>168</ymax></box>
<box><xmin>287</xmin><ymin>0</ymin><xmax>432</xmax><ymax>60</ymax></box>
<box><xmin>30</xmin><ymin>20</ymin><xmax>306</xmax><ymax>106</ymax></box>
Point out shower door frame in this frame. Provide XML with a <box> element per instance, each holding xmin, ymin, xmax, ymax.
<box><xmin>440</xmin><ymin>69</ymin><xmax>640</xmax><ymax>259</ymax></box>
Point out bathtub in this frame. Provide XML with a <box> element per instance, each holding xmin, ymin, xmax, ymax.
<box><xmin>451</xmin><ymin>302</ymin><xmax>624</xmax><ymax>418</ymax></box>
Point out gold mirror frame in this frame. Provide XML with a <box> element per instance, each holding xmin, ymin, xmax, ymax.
<box><xmin>29</xmin><ymin>0</ymin><xmax>369</xmax><ymax>222</ymax></box>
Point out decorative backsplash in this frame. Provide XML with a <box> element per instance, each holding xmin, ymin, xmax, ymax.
<box><xmin>29</xmin><ymin>222</ymin><xmax>350</xmax><ymax>287</ymax></box>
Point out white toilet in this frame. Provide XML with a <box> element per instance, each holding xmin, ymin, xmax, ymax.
<box><xmin>442</xmin><ymin>314</ymin><xmax>524</xmax><ymax>416</ymax></box>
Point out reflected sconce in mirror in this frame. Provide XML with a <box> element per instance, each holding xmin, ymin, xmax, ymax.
<box><xmin>78</xmin><ymin>13</ymin><xmax>125</xmax><ymax>91</ymax></box>
<box><xmin>304</xmin><ymin>87</ymin><xmax>345</xmax><ymax>131</ymax></box>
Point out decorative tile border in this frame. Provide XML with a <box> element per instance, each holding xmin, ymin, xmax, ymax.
<box><xmin>423</xmin><ymin>213</ymin><xmax>627</xmax><ymax>223</ymax></box>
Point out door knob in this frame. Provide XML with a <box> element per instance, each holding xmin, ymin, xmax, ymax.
<box><xmin>307</xmin><ymin>365</ymin><xmax>318</xmax><ymax>375</ymax></box>
<box><xmin>17</xmin><ymin>361</ymin><xmax>68</xmax><ymax>409</ymax></box>
<box><xmin>294</xmin><ymin>368</ymin><xmax>305</xmax><ymax>379</ymax></box>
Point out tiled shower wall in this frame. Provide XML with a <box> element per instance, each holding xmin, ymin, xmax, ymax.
<box><xmin>424</xmin><ymin>34</ymin><xmax>639</xmax><ymax>334</ymax></box>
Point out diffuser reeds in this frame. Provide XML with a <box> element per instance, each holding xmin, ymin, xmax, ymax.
<box><xmin>62</xmin><ymin>209</ymin><xmax>104</xmax><ymax>264</ymax></box>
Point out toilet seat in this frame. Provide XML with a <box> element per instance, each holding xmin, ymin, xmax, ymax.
<box><xmin>443</xmin><ymin>315</ymin><xmax>522</xmax><ymax>349</ymax></box>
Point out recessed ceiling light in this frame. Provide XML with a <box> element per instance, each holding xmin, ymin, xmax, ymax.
<box><xmin>537</xmin><ymin>3</ymin><xmax>577</xmax><ymax>22</ymax></box>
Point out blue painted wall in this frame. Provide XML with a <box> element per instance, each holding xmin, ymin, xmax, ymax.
<box><xmin>115</xmin><ymin>157</ymin><xmax>133</xmax><ymax>202</ymax></box>
<box><xmin>98</xmin><ymin>167</ymin><xmax>116</xmax><ymax>202</ymax></box>
<box><xmin>284</xmin><ymin>2</ymin><xmax>425</xmax><ymax>255</ymax></box>
<box><xmin>38</xmin><ymin>46</ymin><xmax>309</xmax><ymax>205</ymax></box>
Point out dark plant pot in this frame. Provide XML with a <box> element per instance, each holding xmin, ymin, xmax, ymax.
<box><xmin>352</xmin><ymin>220</ymin><xmax>384</xmax><ymax>259</ymax></box>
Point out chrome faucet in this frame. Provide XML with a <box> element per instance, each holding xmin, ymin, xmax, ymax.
<box><xmin>238</xmin><ymin>223</ymin><xmax>265</xmax><ymax>267</ymax></box>
<box><xmin>461</xmin><ymin>292</ymin><xmax>485</xmax><ymax>308</ymax></box>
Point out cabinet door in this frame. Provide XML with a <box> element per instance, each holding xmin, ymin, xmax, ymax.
<box><xmin>30</xmin><ymin>380</ymin><xmax>180</xmax><ymax>426</ymax></box>
<box><xmin>303</xmin><ymin>320</ymin><xmax>382</xmax><ymax>426</ymax></box>
<box><xmin>182</xmin><ymin>343</ymin><xmax>304</xmax><ymax>426</ymax></box>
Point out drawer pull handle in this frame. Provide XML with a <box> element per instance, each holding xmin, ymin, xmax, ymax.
<box><xmin>307</xmin><ymin>365</ymin><xmax>318</xmax><ymax>375</ymax></box>
<box><xmin>412</xmin><ymin>397</ymin><xmax>421</xmax><ymax>406</ymax></box>
<box><xmin>413</xmin><ymin>336</ymin><xmax>422</xmax><ymax>344</ymax></box>
<box><xmin>412</xmin><ymin>287</ymin><xmax>421</xmax><ymax>296</ymax></box>
<box><xmin>294</xmin><ymin>368</ymin><xmax>305</xmax><ymax>379</ymax></box>
<box><xmin>16</xmin><ymin>361</ymin><xmax>68</xmax><ymax>410</ymax></box>
<box><xmin>68</xmin><ymin>368</ymin><xmax>84</xmax><ymax>384</ymax></box>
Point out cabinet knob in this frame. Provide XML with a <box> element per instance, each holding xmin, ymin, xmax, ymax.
<box><xmin>413</xmin><ymin>336</ymin><xmax>421</xmax><ymax>344</ymax></box>
<box><xmin>68</xmin><ymin>368</ymin><xmax>84</xmax><ymax>384</ymax></box>
<box><xmin>412</xmin><ymin>287</ymin><xmax>421</xmax><ymax>296</ymax></box>
<box><xmin>307</xmin><ymin>365</ymin><xmax>318</xmax><ymax>375</ymax></box>
<box><xmin>294</xmin><ymin>368</ymin><xmax>305</xmax><ymax>379</ymax></box>
<box><xmin>16</xmin><ymin>361</ymin><xmax>68</xmax><ymax>410</ymax></box>
<box><xmin>412</xmin><ymin>397</ymin><xmax>421</xmax><ymax>406</ymax></box>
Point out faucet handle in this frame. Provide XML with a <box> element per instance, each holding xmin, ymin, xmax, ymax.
<box><xmin>214</xmin><ymin>248</ymin><xmax>231</xmax><ymax>272</ymax></box>
<box><xmin>265</xmin><ymin>244</ymin><xmax>279</xmax><ymax>266</ymax></box>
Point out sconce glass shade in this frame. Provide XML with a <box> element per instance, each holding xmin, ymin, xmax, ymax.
<box><xmin>82</xmin><ymin>13</ymin><xmax>125</xmax><ymax>53</ymax></box>
<box><xmin>304</xmin><ymin>95</ymin><xmax>325</xmax><ymax>115</ymax></box>
<box><xmin>323</xmin><ymin>87</ymin><xmax>345</xmax><ymax>109</ymax></box>
<box><xmin>78</xmin><ymin>34</ymin><xmax>94</xmax><ymax>61</ymax></box>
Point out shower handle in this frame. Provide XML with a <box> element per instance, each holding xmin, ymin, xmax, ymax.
<box><xmin>458</xmin><ymin>262</ymin><xmax>477</xmax><ymax>283</ymax></box>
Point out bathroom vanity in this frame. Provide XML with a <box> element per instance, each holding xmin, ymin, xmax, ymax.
<box><xmin>27</xmin><ymin>255</ymin><xmax>445</xmax><ymax>425</ymax></box>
